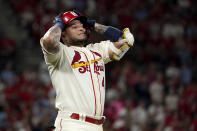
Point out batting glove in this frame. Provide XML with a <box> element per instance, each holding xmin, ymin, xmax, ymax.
<box><xmin>72</xmin><ymin>10</ymin><xmax>95</xmax><ymax>28</ymax></box>
<box><xmin>112</xmin><ymin>28</ymin><xmax>134</xmax><ymax>61</ymax></box>
<box><xmin>87</xmin><ymin>19</ymin><xmax>96</xmax><ymax>28</ymax></box>
<box><xmin>123</xmin><ymin>28</ymin><xmax>134</xmax><ymax>46</ymax></box>
<box><xmin>53</xmin><ymin>13</ymin><xmax>65</xmax><ymax>31</ymax></box>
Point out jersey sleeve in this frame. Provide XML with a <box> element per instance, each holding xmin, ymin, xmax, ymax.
<box><xmin>40</xmin><ymin>38</ymin><xmax>63</xmax><ymax>66</ymax></box>
<box><xmin>88</xmin><ymin>40</ymin><xmax>112</xmax><ymax>64</ymax></box>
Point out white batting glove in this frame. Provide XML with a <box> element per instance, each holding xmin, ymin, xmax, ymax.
<box><xmin>112</xmin><ymin>28</ymin><xmax>134</xmax><ymax>61</ymax></box>
<box><xmin>123</xmin><ymin>28</ymin><xmax>134</xmax><ymax>46</ymax></box>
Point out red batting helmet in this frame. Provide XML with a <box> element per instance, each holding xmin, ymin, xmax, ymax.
<box><xmin>61</xmin><ymin>10</ymin><xmax>87</xmax><ymax>26</ymax></box>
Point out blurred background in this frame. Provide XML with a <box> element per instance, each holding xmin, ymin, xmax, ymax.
<box><xmin>0</xmin><ymin>0</ymin><xmax>197</xmax><ymax>131</ymax></box>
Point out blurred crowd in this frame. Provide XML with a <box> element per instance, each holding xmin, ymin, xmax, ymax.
<box><xmin>0</xmin><ymin>0</ymin><xmax>197</xmax><ymax>131</ymax></box>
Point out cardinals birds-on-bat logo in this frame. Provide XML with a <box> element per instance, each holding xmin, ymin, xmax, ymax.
<box><xmin>71</xmin><ymin>51</ymin><xmax>81</xmax><ymax>66</ymax></box>
<box><xmin>71</xmin><ymin>50</ymin><xmax>104</xmax><ymax>74</ymax></box>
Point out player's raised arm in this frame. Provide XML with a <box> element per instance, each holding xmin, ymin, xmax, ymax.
<box><xmin>41</xmin><ymin>13</ymin><xmax>65</xmax><ymax>54</ymax></box>
<box><xmin>87</xmin><ymin>20</ymin><xmax>134</xmax><ymax>60</ymax></box>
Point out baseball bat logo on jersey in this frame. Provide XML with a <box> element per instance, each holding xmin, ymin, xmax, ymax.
<box><xmin>91</xmin><ymin>51</ymin><xmax>104</xmax><ymax>75</ymax></box>
<box><xmin>71</xmin><ymin>50</ymin><xmax>104</xmax><ymax>74</ymax></box>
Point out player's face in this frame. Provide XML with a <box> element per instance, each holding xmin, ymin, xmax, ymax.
<box><xmin>62</xmin><ymin>20</ymin><xmax>88</xmax><ymax>45</ymax></box>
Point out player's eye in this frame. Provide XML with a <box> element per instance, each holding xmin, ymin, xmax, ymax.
<box><xmin>73</xmin><ymin>25</ymin><xmax>82</xmax><ymax>29</ymax></box>
<box><xmin>71</xmin><ymin>23</ymin><xmax>84</xmax><ymax>30</ymax></box>
<box><xmin>72</xmin><ymin>25</ymin><xmax>78</xmax><ymax>29</ymax></box>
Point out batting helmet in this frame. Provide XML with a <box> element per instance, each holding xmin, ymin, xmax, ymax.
<box><xmin>61</xmin><ymin>10</ymin><xmax>87</xmax><ymax>26</ymax></box>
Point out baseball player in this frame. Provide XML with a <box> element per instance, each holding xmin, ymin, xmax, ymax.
<box><xmin>40</xmin><ymin>10</ymin><xmax>134</xmax><ymax>131</ymax></box>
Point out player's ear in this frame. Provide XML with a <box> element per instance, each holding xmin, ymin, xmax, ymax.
<box><xmin>62</xmin><ymin>30</ymin><xmax>68</xmax><ymax>39</ymax></box>
<box><xmin>60</xmin><ymin>31</ymin><xmax>66</xmax><ymax>43</ymax></box>
<box><xmin>61</xmin><ymin>30</ymin><xmax>70</xmax><ymax>43</ymax></box>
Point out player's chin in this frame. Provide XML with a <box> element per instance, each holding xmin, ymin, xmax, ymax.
<box><xmin>79</xmin><ymin>34</ymin><xmax>87</xmax><ymax>39</ymax></box>
<box><xmin>78</xmin><ymin>34</ymin><xmax>88</xmax><ymax>41</ymax></box>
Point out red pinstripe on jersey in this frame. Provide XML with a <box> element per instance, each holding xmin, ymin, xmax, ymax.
<box><xmin>81</xmin><ymin>51</ymin><xmax>97</xmax><ymax>116</ymax></box>
<box><xmin>59</xmin><ymin>118</ymin><xmax>62</xmax><ymax>131</ymax></box>
<box><xmin>91</xmin><ymin>51</ymin><xmax>103</xmax><ymax>116</ymax></box>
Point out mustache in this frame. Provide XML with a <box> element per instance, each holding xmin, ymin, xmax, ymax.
<box><xmin>68</xmin><ymin>36</ymin><xmax>89</xmax><ymax>46</ymax></box>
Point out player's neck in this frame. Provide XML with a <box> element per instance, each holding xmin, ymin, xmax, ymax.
<box><xmin>64</xmin><ymin>40</ymin><xmax>86</xmax><ymax>47</ymax></box>
<box><xmin>67</xmin><ymin>43</ymin><xmax>84</xmax><ymax>47</ymax></box>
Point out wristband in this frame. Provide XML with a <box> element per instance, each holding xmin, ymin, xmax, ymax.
<box><xmin>104</xmin><ymin>26</ymin><xmax>123</xmax><ymax>42</ymax></box>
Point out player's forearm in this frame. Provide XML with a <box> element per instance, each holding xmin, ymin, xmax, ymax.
<box><xmin>94</xmin><ymin>23</ymin><xmax>108</xmax><ymax>34</ymax></box>
<box><xmin>94</xmin><ymin>23</ymin><xmax>123</xmax><ymax>42</ymax></box>
<box><xmin>42</xmin><ymin>25</ymin><xmax>61</xmax><ymax>53</ymax></box>
<box><xmin>94</xmin><ymin>23</ymin><xmax>124</xmax><ymax>48</ymax></box>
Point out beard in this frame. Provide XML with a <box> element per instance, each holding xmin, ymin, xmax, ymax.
<box><xmin>64</xmin><ymin>32</ymin><xmax>89</xmax><ymax>46</ymax></box>
<box><xmin>68</xmin><ymin>37</ymin><xmax>88</xmax><ymax>46</ymax></box>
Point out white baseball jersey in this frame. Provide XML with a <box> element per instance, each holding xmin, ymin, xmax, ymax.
<box><xmin>40</xmin><ymin>39</ymin><xmax>112</xmax><ymax>118</ymax></box>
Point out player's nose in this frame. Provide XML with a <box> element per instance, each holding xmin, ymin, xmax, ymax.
<box><xmin>79</xmin><ymin>26</ymin><xmax>86</xmax><ymax>32</ymax></box>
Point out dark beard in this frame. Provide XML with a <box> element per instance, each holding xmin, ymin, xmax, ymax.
<box><xmin>68</xmin><ymin>37</ymin><xmax>88</xmax><ymax>46</ymax></box>
<box><xmin>65</xmin><ymin>31</ymin><xmax>89</xmax><ymax>46</ymax></box>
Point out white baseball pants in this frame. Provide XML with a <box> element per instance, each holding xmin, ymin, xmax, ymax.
<box><xmin>54</xmin><ymin>111</ymin><xmax>103</xmax><ymax>131</ymax></box>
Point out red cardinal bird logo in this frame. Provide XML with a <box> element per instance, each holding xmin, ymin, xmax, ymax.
<box><xmin>71</xmin><ymin>50</ymin><xmax>81</xmax><ymax>65</ymax></box>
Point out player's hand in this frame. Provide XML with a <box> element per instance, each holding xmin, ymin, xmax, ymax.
<box><xmin>112</xmin><ymin>28</ymin><xmax>134</xmax><ymax>61</ymax></box>
<box><xmin>123</xmin><ymin>28</ymin><xmax>134</xmax><ymax>46</ymax></box>
<box><xmin>112</xmin><ymin>40</ymin><xmax>130</xmax><ymax>61</ymax></box>
<box><xmin>53</xmin><ymin>13</ymin><xmax>65</xmax><ymax>30</ymax></box>
<box><xmin>87</xmin><ymin>19</ymin><xmax>96</xmax><ymax>28</ymax></box>
<box><xmin>72</xmin><ymin>10</ymin><xmax>95</xmax><ymax>29</ymax></box>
